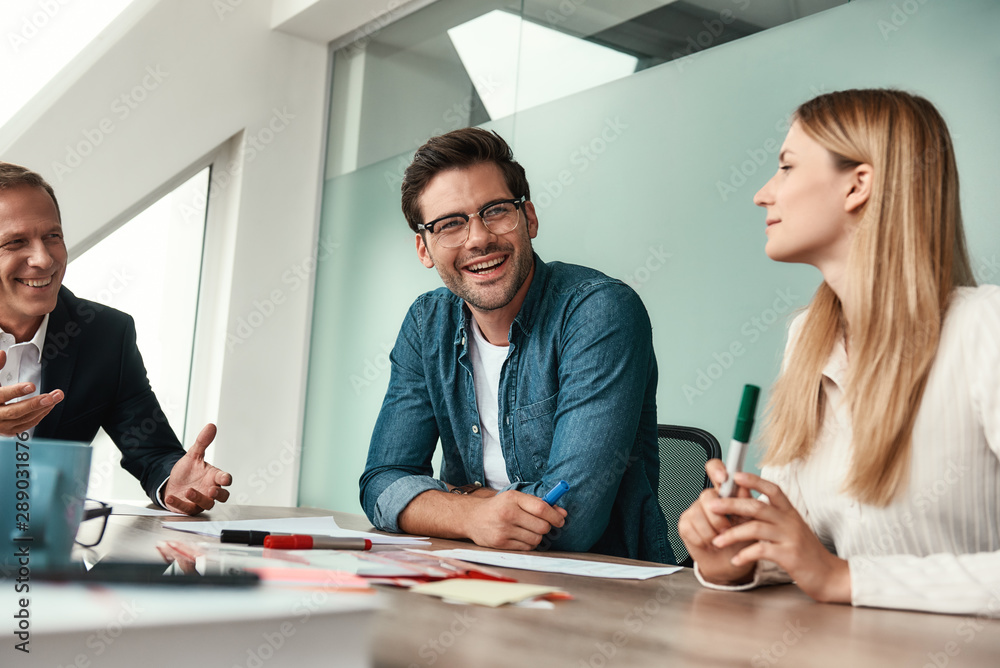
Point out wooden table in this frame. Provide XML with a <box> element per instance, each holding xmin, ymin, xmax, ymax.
<box><xmin>84</xmin><ymin>505</ymin><xmax>1000</xmax><ymax>667</ymax></box>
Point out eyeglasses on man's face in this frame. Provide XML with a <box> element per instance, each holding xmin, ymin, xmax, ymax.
<box><xmin>416</xmin><ymin>196</ymin><xmax>525</xmax><ymax>248</ymax></box>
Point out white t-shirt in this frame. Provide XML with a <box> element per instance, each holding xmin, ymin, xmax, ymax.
<box><xmin>467</xmin><ymin>318</ymin><xmax>511</xmax><ymax>490</ymax></box>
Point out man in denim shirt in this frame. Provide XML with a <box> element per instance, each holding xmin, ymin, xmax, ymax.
<box><xmin>360</xmin><ymin>128</ymin><xmax>673</xmax><ymax>563</ymax></box>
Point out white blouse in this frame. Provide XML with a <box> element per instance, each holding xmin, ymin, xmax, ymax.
<box><xmin>697</xmin><ymin>285</ymin><xmax>1000</xmax><ymax>616</ymax></box>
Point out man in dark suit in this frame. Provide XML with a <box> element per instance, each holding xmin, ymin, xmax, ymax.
<box><xmin>0</xmin><ymin>162</ymin><xmax>230</xmax><ymax>514</ymax></box>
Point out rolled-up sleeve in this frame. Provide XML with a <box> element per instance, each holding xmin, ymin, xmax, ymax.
<box><xmin>359</xmin><ymin>302</ymin><xmax>446</xmax><ymax>532</ymax></box>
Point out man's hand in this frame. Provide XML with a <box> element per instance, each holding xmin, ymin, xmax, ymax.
<box><xmin>163</xmin><ymin>423</ymin><xmax>232</xmax><ymax>515</ymax></box>
<box><xmin>0</xmin><ymin>351</ymin><xmax>64</xmax><ymax>436</ymax></box>
<box><xmin>397</xmin><ymin>487</ymin><xmax>568</xmax><ymax>550</ymax></box>
<box><xmin>461</xmin><ymin>490</ymin><xmax>567</xmax><ymax>550</ymax></box>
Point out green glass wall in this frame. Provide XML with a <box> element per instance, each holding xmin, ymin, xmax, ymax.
<box><xmin>302</xmin><ymin>0</ymin><xmax>1000</xmax><ymax>513</ymax></box>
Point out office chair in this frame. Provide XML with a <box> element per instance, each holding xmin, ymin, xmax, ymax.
<box><xmin>656</xmin><ymin>424</ymin><xmax>722</xmax><ymax>567</ymax></box>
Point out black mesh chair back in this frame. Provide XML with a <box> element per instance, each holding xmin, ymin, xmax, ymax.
<box><xmin>657</xmin><ymin>424</ymin><xmax>722</xmax><ymax>567</ymax></box>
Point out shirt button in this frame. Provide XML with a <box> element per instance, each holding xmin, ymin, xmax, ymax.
<box><xmin>461</xmin><ymin>336</ymin><xmax>466</xmax><ymax>346</ymax></box>
<box><xmin>472</xmin><ymin>425</ymin><xmax>479</xmax><ymax>434</ymax></box>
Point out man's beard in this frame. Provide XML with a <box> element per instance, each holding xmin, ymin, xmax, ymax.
<box><xmin>437</xmin><ymin>242</ymin><xmax>534</xmax><ymax>312</ymax></box>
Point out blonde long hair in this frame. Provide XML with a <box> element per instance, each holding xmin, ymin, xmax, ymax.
<box><xmin>762</xmin><ymin>89</ymin><xmax>976</xmax><ymax>506</ymax></box>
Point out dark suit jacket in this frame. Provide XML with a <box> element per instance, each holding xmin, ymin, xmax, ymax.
<box><xmin>34</xmin><ymin>287</ymin><xmax>186</xmax><ymax>502</ymax></box>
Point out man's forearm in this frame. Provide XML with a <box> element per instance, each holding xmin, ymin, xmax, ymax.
<box><xmin>397</xmin><ymin>488</ymin><xmax>495</xmax><ymax>539</ymax></box>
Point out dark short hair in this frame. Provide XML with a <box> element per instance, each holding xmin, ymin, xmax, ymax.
<box><xmin>0</xmin><ymin>162</ymin><xmax>61</xmax><ymax>222</ymax></box>
<box><xmin>401</xmin><ymin>128</ymin><xmax>530</xmax><ymax>232</ymax></box>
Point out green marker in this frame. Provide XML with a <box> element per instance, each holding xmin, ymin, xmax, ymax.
<box><xmin>720</xmin><ymin>384</ymin><xmax>761</xmax><ymax>498</ymax></box>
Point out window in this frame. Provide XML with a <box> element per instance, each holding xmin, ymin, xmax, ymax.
<box><xmin>63</xmin><ymin>168</ymin><xmax>208</xmax><ymax>501</ymax></box>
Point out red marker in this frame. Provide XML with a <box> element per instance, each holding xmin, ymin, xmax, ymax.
<box><xmin>263</xmin><ymin>535</ymin><xmax>372</xmax><ymax>550</ymax></box>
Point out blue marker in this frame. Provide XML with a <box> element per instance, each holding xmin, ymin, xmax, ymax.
<box><xmin>541</xmin><ymin>480</ymin><xmax>570</xmax><ymax>505</ymax></box>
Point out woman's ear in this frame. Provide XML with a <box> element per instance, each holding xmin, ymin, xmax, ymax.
<box><xmin>845</xmin><ymin>163</ymin><xmax>873</xmax><ymax>214</ymax></box>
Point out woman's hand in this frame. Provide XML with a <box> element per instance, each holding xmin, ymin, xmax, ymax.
<box><xmin>708</xmin><ymin>471</ymin><xmax>851</xmax><ymax>604</ymax></box>
<box><xmin>678</xmin><ymin>459</ymin><xmax>758</xmax><ymax>586</ymax></box>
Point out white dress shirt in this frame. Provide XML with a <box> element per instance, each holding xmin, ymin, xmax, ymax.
<box><xmin>696</xmin><ymin>285</ymin><xmax>1000</xmax><ymax>616</ymax></box>
<box><xmin>0</xmin><ymin>314</ymin><xmax>49</xmax><ymax>439</ymax></box>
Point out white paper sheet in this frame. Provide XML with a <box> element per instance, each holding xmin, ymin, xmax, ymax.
<box><xmin>104</xmin><ymin>500</ymin><xmax>185</xmax><ymax>517</ymax></box>
<box><xmin>415</xmin><ymin>549</ymin><xmax>683</xmax><ymax>580</ymax></box>
<box><xmin>162</xmin><ymin>515</ymin><xmax>429</xmax><ymax>545</ymax></box>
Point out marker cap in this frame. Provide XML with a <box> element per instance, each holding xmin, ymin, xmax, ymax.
<box><xmin>732</xmin><ymin>384</ymin><xmax>761</xmax><ymax>443</ymax></box>
<box><xmin>220</xmin><ymin>530</ymin><xmax>271</xmax><ymax>546</ymax></box>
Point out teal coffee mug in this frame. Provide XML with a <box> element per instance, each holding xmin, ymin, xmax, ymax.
<box><xmin>1</xmin><ymin>437</ymin><xmax>91</xmax><ymax>575</ymax></box>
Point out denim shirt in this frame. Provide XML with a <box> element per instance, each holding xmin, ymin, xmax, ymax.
<box><xmin>359</xmin><ymin>255</ymin><xmax>674</xmax><ymax>564</ymax></box>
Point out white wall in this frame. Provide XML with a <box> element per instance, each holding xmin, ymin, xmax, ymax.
<box><xmin>0</xmin><ymin>0</ymin><xmax>415</xmax><ymax>507</ymax></box>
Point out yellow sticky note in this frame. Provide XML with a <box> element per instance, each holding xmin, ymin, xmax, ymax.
<box><xmin>410</xmin><ymin>579</ymin><xmax>562</xmax><ymax>607</ymax></box>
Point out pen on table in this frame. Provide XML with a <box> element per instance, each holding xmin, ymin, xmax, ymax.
<box><xmin>541</xmin><ymin>480</ymin><xmax>570</xmax><ymax>506</ymax></box>
<box><xmin>263</xmin><ymin>535</ymin><xmax>373</xmax><ymax>550</ymax></box>
<box><xmin>719</xmin><ymin>384</ymin><xmax>761</xmax><ymax>498</ymax></box>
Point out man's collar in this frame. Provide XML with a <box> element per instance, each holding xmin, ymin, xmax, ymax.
<box><xmin>0</xmin><ymin>313</ymin><xmax>50</xmax><ymax>363</ymax></box>
<box><xmin>29</xmin><ymin>314</ymin><xmax>49</xmax><ymax>363</ymax></box>
<box><xmin>510</xmin><ymin>253</ymin><xmax>547</xmax><ymax>339</ymax></box>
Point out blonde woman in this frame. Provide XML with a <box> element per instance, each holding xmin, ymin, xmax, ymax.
<box><xmin>678</xmin><ymin>89</ymin><xmax>1000</xmax><ymax>614</ymax></box>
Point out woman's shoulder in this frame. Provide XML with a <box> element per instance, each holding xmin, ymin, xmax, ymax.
<box><xmin>782</xmin><ymin>308</ymin><xmax>811</xmax><ymax>357</ymax></box>
<box><xmin>940</xmin><ymin>286</ymin><xmax>1000</xmax><ymax>372</ymax></box>
<box><xmin>946</xmin><ymin>284</ymin><xmax>1000</xmax><ymax>327</ymax></box>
